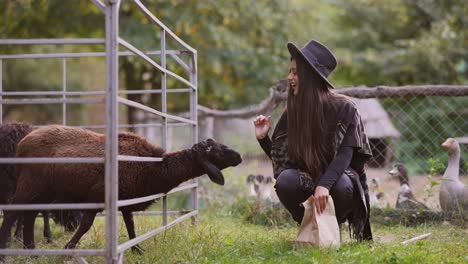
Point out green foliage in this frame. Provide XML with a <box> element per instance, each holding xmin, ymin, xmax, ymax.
<box><xmin>117</xmin><ymin>0</ymin><xmax>293</xmax><ymax>110</ymax></box>
<box><xmin>422</xmin><ymin>157</ymin><xmax>445</xmax><ymax>203</ymax></box>
<box><xmin>329</xmin><ymin>0</ymin><xmax>467</xmax><ymax>86</ymax></box>
<box><xmin>428</xmin><ymin>157</ymin><xmax>445</xmax><ymax>176</ymax></box>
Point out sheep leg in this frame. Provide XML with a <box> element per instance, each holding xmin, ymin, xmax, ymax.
<box><xmin>22</xmin><ymin>210</ymin><xmax>39</xmax><ymax>249</ymax></box>
<box><xmin>42</xmin><ymin>211</ymin><xmax>52</xmax><ymax>243</ymax></box>
<box><xmin>64</xmin><ymin>210</ymin><xmax>98</xmax><ymax>249</ymax></box>
<box><xmin>13</xmin><ymin>213</ymin><xmax>23</xmax><ymax>240</ymax></box>
<box><xmin>0</xmin><ymin>211</ymin><xmax>20</xmax><ymax>262</ymax></box>
<box><xmin>0</xmin><ymin>210</ymin><xmax>20</xmax><ymax>246</ymax></box>
<box><xmin>122</xmin><ymin>210</ymin><xmax>145</xmax><ymax>254</ymax></box>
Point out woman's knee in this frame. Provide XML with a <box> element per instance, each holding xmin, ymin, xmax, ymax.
<box><xmin>330</xmin><ymin>173</ymin><xmax>354</xmax><ymax>203</ymax></box>
<box><xmin>274</xmin><ymin>169</ymin><xmax>300</xmax><ymax>195</ymax></box>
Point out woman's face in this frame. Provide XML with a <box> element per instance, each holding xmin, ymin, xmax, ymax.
<box><xmin>287</xmin><ymin>59</ymin><xmax>299</xmax><ymax>96</ymax></box>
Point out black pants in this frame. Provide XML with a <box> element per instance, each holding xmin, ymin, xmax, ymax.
<box><xmin>274</xmin><ymin>169</ymin><xmax>357</xmax><ymax>224</ymax></box>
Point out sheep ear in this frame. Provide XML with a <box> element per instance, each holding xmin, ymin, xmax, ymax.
<box><xmin>202</xmin><ymin>160</ymin><xmax>225</xmax><ymax>185</ymax></box>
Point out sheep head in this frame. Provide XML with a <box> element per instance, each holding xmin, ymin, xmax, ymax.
<box><xmin>192</xmin><ymin>138</ymin><xmax>242</xmax><ymax>185</ymax></box>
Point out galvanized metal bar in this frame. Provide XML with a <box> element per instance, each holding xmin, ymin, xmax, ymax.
<box><xmin>0</xmin><ymin>50</ymin><xmax>182</xmax><ymax>60</ymax></box>
<box><xmin>117</xmin><ymin>253</ymin><xmax>124</xmax><ymax>264</ymax></box>
<box><xmin>118</xmin><ymin>38</ymin><xmax>196</xmax><ymax>90</ymax></box>
<box><xmin>89</xmin><ymin>0</ymin><xmax>106</xmax><ymax>13</ymax></box>
<box><xmin>116</xmin><ymin>183</ymin><xmax>197</xmax><ymax>208</ymax></box>
<box><xmin>169</xmin><ymin>53</ymin><xmax>190</xmax><ymax>73</ymax></box>
<box><xmin>0</xmin><ymin>91</ymin><xmax>105</xmax><ymax>96</ymax></box>
<box><xmin>104</xmin><ymin>1</ymin><xmax>120</xmax><ymax>263</ymax></box>
<box><xmin>0</xmin><ymin>39</ymin><xmax>105</xmax><ymax>45</ymax></box>
<box><xmin>160</xmin><ymin>28</ymin><xmax>169</xmax><ymax>227</ymax></box>
<box><xmin>161</xmin><ymin>29</ymin><xmax>168</xmax><ymax>150</ymax></box>
<box><xmin>71</xmin><ymin>122</ymin><xmax>191</xmax><ymax>130</ymax></box>
<box><xmin>0</xmin><ymin>59</ymin><xmax>2</xmax><ymax>125</ymax></box>
<box><xmin>117</xmin><ymin>96</ymin><xmax>196</xmax><ymax>124</ymax></box>
<box><xmin>95</xmin><ymin>210</ymin><xmax>191</xmax><ymax>217</ymax></box>
<box><xmin>62</xmin><ymin>58</ymin><xmax>67</xmax><ymax>125</ymax></box>
<box><xmin>0</xmin><ymin>203</ymin><xmax>104</xmax><ymax>211</ymax></box>
<box><xmin>189</xmin><ymin>53</ymin><xmax>199</xmax><ymax>222</ymax></box>
<box><xmin>117</xmin><ymin>193</ymin><xmax>164</xmax><ymax>208</ymax></box>
<box><xmin>117</xmin><ymin>210</ymin><xmax>198</xmax><ymax>253</ymax></box>
<box><xmin>0</xmin><ymin>88</ymin><xmax>190</xmax><ymax>96</ymax></box>
<box><xmin>117</xmin><ymin>155</ymin><xmax>162</xmax><ymax>162</ymax></box>
<box><xmin>120</xmin><ymin>88</ymin><xmax>191</xmax><ymax>94</ymax></box>
<box><xmin>0</xmin><ymin>98</ymin><xmax>104</xmax><ymax>105</ymax></box>
<box><xmin>0</xmin><ymin>249</ymin><xmax>105</xmax><ymax>256</ymax></box>
<box><xmin>0</xmin><ymin>157</ymin><xmax>104</xmax><ymax>164</ymax></box>
<box><xmin>75</xmin><ymin>256</ymin><xmax>90</xmax><ymax>264</ymax></box>
<box><xmin>132</xmin><ymin>0</ymin><xmax>196</xmax><ymax>54</ymax></box>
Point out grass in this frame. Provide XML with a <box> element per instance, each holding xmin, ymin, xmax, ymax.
<box><xmin>2</xmin><ymin>159</ymin><xmax>467</xmax><ymax>263</ymax></box>
<box><xmin>3</xmin><ymin>212</ymin><xmax>467</xmax><ymax>264</ymax></box>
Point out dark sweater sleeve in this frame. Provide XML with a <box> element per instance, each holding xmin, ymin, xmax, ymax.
<box><xmin>351</xmin><ymin>156</ymin><xmax>369</xmax><ymax>193</ymax></box>
<box><xmin>318</xmin><ymin>146</ymin><xmax>353</xmax><ymax>190</ymax></box>
<box><xmin>257</xmin><ymin>136</ymin><xmax>272</xmax><ymax>160</ymax></box>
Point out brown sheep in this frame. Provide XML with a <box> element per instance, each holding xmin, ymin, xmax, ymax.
<box><xmin>0</xmin><ymin>125</ymin><xmax>242</xmax><ymax>256</ymax></box>
<box><xmin>0</xmin><ymin>123</ymin><xmax>81</xmax><ymax>244</ymax></box>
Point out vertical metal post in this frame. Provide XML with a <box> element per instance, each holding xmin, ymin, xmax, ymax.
<box><xmin>160</xmin><ymin>28</ymin><xmax>168</xmax><ymax>226</ymax></box>
<box><xmin>62</xmin><ymin>58</ymin><xmax>67</xmax><ymax>125</ymax></box>
<box><xmin>105</xmin><ymin>1</ymin><xmax>120</xmax><ymax>263</ymax></box>
<box><xmin>189</xmin><ymin>53</ymin><xmax>198</xmax><ymax>223</ymax></box>
<box><xmin>0</xmin><ymin>59</ymin><xmax>3</xmax><ymax>125</ymax></box>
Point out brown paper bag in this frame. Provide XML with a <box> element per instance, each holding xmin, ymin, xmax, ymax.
<box><xmin>295</xmin><ymin>196</ymin><xmax>340</xmax><ymax>248</ymax></box>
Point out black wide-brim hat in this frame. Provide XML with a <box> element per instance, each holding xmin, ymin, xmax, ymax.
<box><xmin>287</xmin><ymin>39</ymin><xmax>337</xmax><ymax>89</ymax></box>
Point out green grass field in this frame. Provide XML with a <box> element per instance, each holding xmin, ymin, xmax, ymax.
<box><xmin>1</xmin><ymin>159</ymin><xmax>467</xmax><ymax>263</ymax></box>
<box><xmin>2</xmin><ymin>212</ymin><xmax>467</xmax><ymax>264</ymax></box>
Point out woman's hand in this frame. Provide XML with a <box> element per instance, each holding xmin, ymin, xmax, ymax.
<box><xmin>314</xmin><ymin>186</ymin><xmax>329</xmax><ymax>214</ymax></box>
<box><xmin>253</xmin><ymin>115</ymin><xmax>271</xmax><ymax>139</ymax></box>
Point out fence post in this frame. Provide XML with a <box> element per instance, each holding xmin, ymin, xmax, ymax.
<box><xmin>62</xmin><ymin>58</ymin><xmax>67</xmax><ymax>125</ymax></box>
<box><xmin>190</xmin><ymin>52</ymin><xmax>198</xmax><ymax>223</ymax></box>
<box><xmin>105</xmin><ymin>0</ymin><xmax>120</xmax><ymax>263</ymax></box>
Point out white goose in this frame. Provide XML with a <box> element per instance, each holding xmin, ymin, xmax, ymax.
<box><xmin>439</xmin><ymin>138</ymin><xmax>468</xmax><ymax>213</ymax></box>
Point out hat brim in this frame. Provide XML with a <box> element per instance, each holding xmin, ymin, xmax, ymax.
<box><xmin>287</xmin><ymin>42</ymin><xmax>335</xmax><ymax>89</ymax></box>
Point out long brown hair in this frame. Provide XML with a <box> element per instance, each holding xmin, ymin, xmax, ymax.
<box><xmin>287</xmin><ymin>56</ymin><xmax>334</xmax><ymax>180</ymax></box>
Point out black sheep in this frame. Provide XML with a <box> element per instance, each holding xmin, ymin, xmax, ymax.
<box><xmin>0</xmin><ymin>123</ymin><xmax>82</xmax><ymax>243</ymax></box>
<box><xmin>0</xmin><ymin>125</ymin><xmax>242</xmax><ymax>255</ymax></box>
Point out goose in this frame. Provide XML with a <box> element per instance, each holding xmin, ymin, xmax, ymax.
<box><xmin>389</xmin><ymin>162</ymin><xmax>429</xmax><ymax>210</ymax></box>
<box><xmin>439</xmin><ymin>138</ymin><xmax>468</xmax><ymax>213</ymax></box>
<box><xmin>256</xmin><ymin>175</ymin><xmax>277</xmax><ymax>202</ymax></box>
<box><xmin>246</xmin><ymin>174</ymin><xmax>259</xmax><ymax>197</ymax></box>
<box><xmin>369</xmin><ymin>177</ymin><xmax>384</xmax><ymax>208</ymax></box>
<box><xmin>246</xmin><ymin>174</ymin><xmax>278</xmax><ymax>202</ymax></box>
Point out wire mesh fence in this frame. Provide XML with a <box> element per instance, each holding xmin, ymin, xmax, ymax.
<box><xmin>200</xmin><ymin>85</ymin><xmax>468</xmax><ymax>177</ymax></box>
<box><xmin>370</xmin><ymin>93</ymin><xmax>467</xmax><ymax>175</ymax></box>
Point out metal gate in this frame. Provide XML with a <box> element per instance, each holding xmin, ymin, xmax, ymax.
<box><xmin>0</xmin><ymin>1</ymin><xmax>198</xmax><ymax>263</ymax></box>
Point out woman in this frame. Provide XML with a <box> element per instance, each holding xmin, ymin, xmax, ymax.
<box><xmin>254</xmin><ymin>39</ymin><xmax>373</xmax><ymax>241</ymax></box>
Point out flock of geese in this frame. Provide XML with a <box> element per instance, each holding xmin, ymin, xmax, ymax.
<box><xmin>248</xmin><ymin>137</ymin><xmax>467</xmax><ymax>215</ymax></box>
<box><xmin>370</xmin><ymin>137</ymin><xmax>467</xmax><ymax>214</ymax></box>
